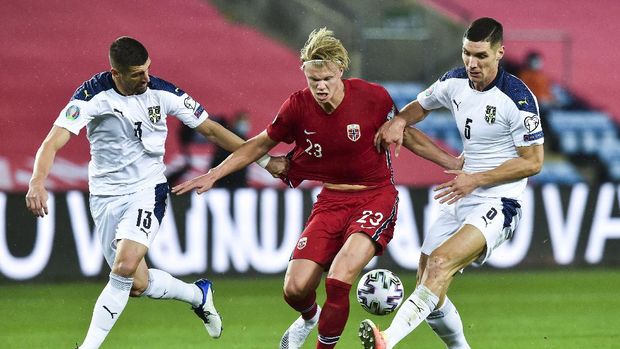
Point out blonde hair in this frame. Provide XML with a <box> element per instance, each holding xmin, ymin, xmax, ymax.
<box><xmin>300</xmin><ymin>28</ymin><xmax>350</xmax><ymax>71</ymax></box>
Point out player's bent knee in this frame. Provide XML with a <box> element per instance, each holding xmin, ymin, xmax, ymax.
<box><xmin>283</xmin><ymin>280</ymin><xmax>310</xmax><ymax>300</ymax></box>
<box><xmin>425</xmin><ymin>253</ymin><xmax>455</xmax><ymax>280</ymax></box>
<box><xmin>111</xmin><ymin>260</ymin><xmax>140</xmax><ymax>278</ymax></box>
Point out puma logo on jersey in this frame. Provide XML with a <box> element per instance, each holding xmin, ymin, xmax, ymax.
<box><xmin>452</xmin><ymin>99</ymin><xmax>461</xmax><ymax>111</ymax></box>
<box><xmin>304</xmin><ymin>129</ymin><xmax>316</xmax><ymax>135</ymax></box>
<box><xmin>518</xmin><ymin>98</ymin><xmax>528</xmax><ymax>106</ymax></box>
<box><xmin>113</xmin><ymin>108</ymin><xmax>125</xmax><ymax>117</ymax></box>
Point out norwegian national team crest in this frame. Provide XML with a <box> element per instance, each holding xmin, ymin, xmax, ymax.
<box><xmin>347</xmin><ymin>124</ymin><xmax>361</xmax><ymax>142</ymax></box>
<box><xmin>148</xmin><ymin>106</ymin><xmax>161</xmax><ymax>123</ymax></box>
<box><xmin>297</xmin><ymin>237</ymin><xmax>308</xmax><ymax>250</ymax></box>
<box><xmin>484</xmin><ymin>105</ymin><xmax>496</xmax><ymax>124</ymax></box>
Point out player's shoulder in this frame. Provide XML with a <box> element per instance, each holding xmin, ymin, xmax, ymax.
<box><xmin>439</xmin><ymin>67</ymin><xmax>468</xmax><ymax>82</ymax></box>
<box><xmin>346</xmin><ymin>78</ymin><xmax>390</xmax><ymax>98</ymax></box>
<box><xmin>494</xmin><ymin>70</ymin><xmax>538</xmax><ymax>113</ymax></box>
<box><xmin>286</xmin><ymin>88</ymin><xmax>308</xmax><ymax>108</ymax></box>
<box><xmin>148</xmin><ymin>75</ymin><xmax>185</xmax><ymax>96</ymax></box>
<box><xmin>278</xmin><ymin>88</ymin><xmax>308</xmax><ymax>117</ymax></box>
<box><xmin>347</xmin><ymin>77</ymin><xmax>384</xmax><ymax>90</ymax></box>
<box><xmin>71</xmin><ymin>72</ymin><xmax>115</xmax><ymax>102</ymax></box>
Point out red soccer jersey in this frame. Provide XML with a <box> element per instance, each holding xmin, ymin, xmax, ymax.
<box><xmin>266</xmin><ymin>78</ymin><xmax>398</xmax><ymax>187</ymax></box>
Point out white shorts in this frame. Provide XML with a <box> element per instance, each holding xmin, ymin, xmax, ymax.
<box><xmin>421</xmin><ymin>195</ymin><xmax>522</xmax><ymax>265</ymax></box>
<box><xmin>89</xmin><ymin>182</ymin><xmax>169</xmax><ymax>267</ymax></box>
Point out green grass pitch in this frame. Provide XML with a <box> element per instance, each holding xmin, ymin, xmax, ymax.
<box><xmin>1</xmin><ymin>269</ymin><xmax>619</xmax><ymax>348</ymax></box>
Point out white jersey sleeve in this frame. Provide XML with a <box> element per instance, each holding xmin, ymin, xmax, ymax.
<box><xmin>416</xmin><ymin>77</ymin><xmax>452</xmax><ymax>112</ymax></box>
<box><xmin>149</xmin><ymin>77</ymin><xmax>208</xmax><ymax>129</ymax></box>
<box><xmin>510</xmin><ymin>106</ymin><xmax>544</xmax><ymax>147</ymax></box>
<box><xmin>53</xmin><ymin>91</ymin><xmax>99</xmax><ymax>135</ymax></box>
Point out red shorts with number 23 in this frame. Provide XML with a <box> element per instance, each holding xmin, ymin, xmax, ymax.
<box><xmin>292</xmin><ymin>184</ymin><xmax>399</xmax><ymax>267</ymax></box>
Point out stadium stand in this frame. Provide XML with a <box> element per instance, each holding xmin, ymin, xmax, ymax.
<box><xmin>4</xmin><ymin>0</ymin><xmax>618</xmax><ymax>191</ymax></box>
<box><xmin>1</xmin><ymin>0</ymin><xmax>458</xmax><ymax>192</ymax></box>
<box><xmin>547</xmin><ymin>111</ymin><xmax>617</xmax><ymax>156</ymax></box>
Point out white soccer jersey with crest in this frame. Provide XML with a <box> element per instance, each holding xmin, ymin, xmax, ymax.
<box><xmin>54</xmin><ymin>72</ymin><xmax>208</xmax><ymax>196</ymax></box>
<box><xmin>417</xmin><ymin>67</ymin><xmax>544</xmax><ymax>199</ymax></box>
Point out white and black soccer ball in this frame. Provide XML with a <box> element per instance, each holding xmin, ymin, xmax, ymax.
<box><xmin>356</xmin><ymin>269</ymin><xmax>404</xmax><ymax>315</ymax></box>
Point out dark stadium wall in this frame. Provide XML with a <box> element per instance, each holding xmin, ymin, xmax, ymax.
<box><xmin>2</xmin><ymin>184</ymin><xmax>620</xmax><ymax>283</ymax></box>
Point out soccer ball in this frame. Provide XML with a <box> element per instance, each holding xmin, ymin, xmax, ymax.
<box><xmin>356</xmin><ymin>269</ymin><xmax>404</xmax><ymax>315</ymax></box>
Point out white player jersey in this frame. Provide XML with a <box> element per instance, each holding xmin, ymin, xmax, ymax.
<box><xmin>54</xmin><ymin>72</ymin><xmax>208</xmax><ymax>196</ymax></box>
<box><xmin>417</xmin><ymin>67</ymin><xmax>544</xmax><ymax>198</ymax></box>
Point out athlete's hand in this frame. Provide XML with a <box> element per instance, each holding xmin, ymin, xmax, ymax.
<box><xmin>433</xmin><ymin>170</ymin><xmax>479</xmax><ymax>204</ymax></box>
<box><xmin>172</xmin><ymin>171</ymin><xmax>218</xmax><ymax>195</ymax></box>
<box><xmin>374</xmin><ymin>117</ymin><xmax>407</xmax><ymax>157</ymax></box>
<box><xmin>25</xmin><ymin>181</ymin><xmax>49</xmax><ymax>217</ymax></box>
<box><xmin>265</xmin><ymin>156</ymin><xmax>289</xmax><ymax>178</ymax></box>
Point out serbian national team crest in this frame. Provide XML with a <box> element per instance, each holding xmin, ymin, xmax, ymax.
<box><xmin>148</xmin><ymin>106</ymin><xmax>161</xmax><ymax>123</ymax></box>
<box><xmin>347</xmin><ymin>124</ymin><xmax>361</xmax><ymax>142</ymax></box>
<box><xmin>297</xmin><ymin>237</ymin><xmax>308</xmax><ymax>250</ymax></box>
<box><xmin>484</xmin><ymin>105</ymin><xmax>496</xmax><ymax>124</ymax></box>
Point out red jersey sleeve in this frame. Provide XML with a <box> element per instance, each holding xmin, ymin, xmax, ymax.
<box><xmin>266</xmin><ymin>95</ymin><xmax>297</xmax><ymax>144</ymax></box>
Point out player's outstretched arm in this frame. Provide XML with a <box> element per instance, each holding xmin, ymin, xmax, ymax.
<box><xmin>433</xmin><ymin>144</ymin><xmax>544</xmax><ymax>204</ymax></box>
<box><xmin>194</xmin><ymin>118</ymin><xmax>245</xmax><ymax>152</ymax></box>
<box><xmin>402</xmin><ymin>127</ymin><xmax>463</xmax><ymax>170</ymax></box>
<box><xmin>194</xmin><ymin>118</ymin><xmax>285</xmax><ymax>177</ymax></box>
<box><xmin>374</xmin><ymin>101</ymin><xmax>430</xmax><ymax>157</ymax></box>
<box><xmin>172</xmin><ymin>131</ymin><xmax>278</xmax><ymax>195</ymax></box>
<box><xmin>25</xmin><ymin>126</ymin><xmax>72</xmax><ymax>217</ymax></box>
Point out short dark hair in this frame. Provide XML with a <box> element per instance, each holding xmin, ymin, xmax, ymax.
<box><xmin>109</xmin><ymin>36</ymin><xmax>149</xmax><ymax>71</ymax></box>
<box><xmin>463</xmin><ymin>17</ymin><xmax>503</xmax><ymax>47</ymax></box>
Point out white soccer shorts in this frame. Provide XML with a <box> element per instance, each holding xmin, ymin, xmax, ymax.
<box><xmin>89</xmin><ymin>182</ymin><xmax>169</xmax><ymax>267</ymax></box>
<box><xmin>421</xmin><ymin>194</ymin><xmax>522</xmax><ymax>265</ymax></box>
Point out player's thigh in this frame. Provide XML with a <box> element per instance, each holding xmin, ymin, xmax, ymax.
<box><xmin>283</xmin><ymin>259</ymin><xmax>324</xmax><ymax>298</ymax></box>
<box><xmin>327</xmin><ymin>232</ymin><xmax>376</xmax><ymax>284</ymax></box>
<box><xmin>112</xmin><ymin>238</ymin><xmax>148</xmax><ymax>277</ymax></box>
<box><xmin>416</xmin><ymin>253</ymin><xmax>429</xmax><ymax>287</ymax></box>
<box><xmin>429</xmin><ymin>223</ymin><xmax>487</xmax><ymax>277</ymax></box>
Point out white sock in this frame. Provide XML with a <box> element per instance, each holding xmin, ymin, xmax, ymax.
<box><xmin>141</xmin><ymin>268</ymin><xmax>203</xmax><ymax>307</ymax></box>
<box><xmin>426</xmin><ymin>297</ymin><xmax>471</xmax><ymax>349</ymax></box>
<box><xmin>80</xmin><ymin>273</ymin><xmax>133</xmax><ymax>349</ymax></box>
<box><xmin>384</xmin><ymin>285</ymin><xmax>439</xmax><ymax>348</ymax></box>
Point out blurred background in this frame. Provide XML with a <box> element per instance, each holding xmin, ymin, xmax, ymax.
<box><xmin>1</xmin><ymin>1</ymin><xmax>620</xmax><ymax>347</ymax></box>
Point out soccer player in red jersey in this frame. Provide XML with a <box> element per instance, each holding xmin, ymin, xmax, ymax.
<box><xmin>173</xmin><ymin>28</ymin><xmax>461</xmax><ymax>348</ymax></box>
